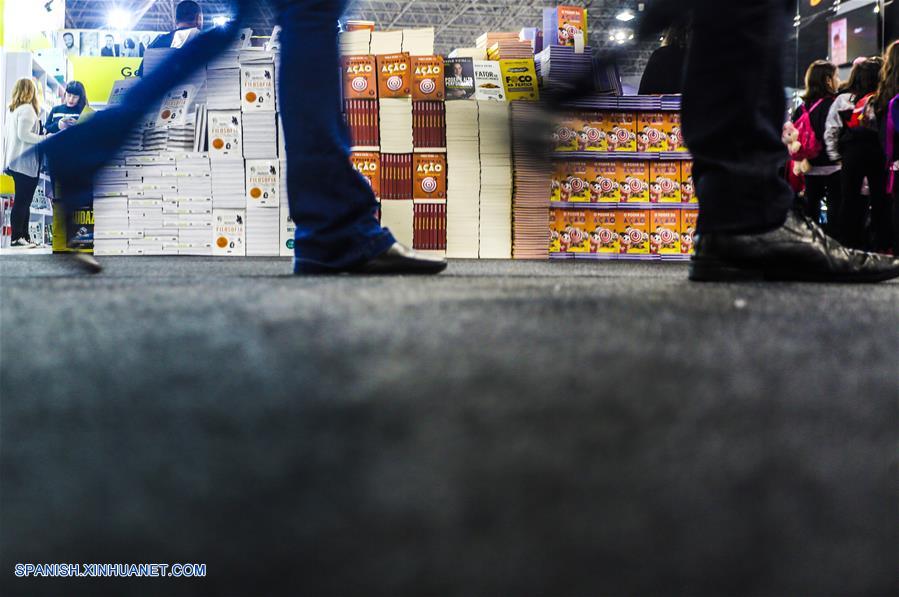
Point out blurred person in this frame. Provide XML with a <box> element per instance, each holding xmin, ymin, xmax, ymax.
<box><xmin>36</xmin><ymin>0</ymin><xmax>446</xmax><ymax>275</ymax></box>
<box><xmin>638</xmin><ymin>18</ymin><xmax>689</xmax><ymax>95</ymax></box>
<box><xmin>640</xmin><ymin>0</ymin><xmax>899</xmax><ymax>282</ymax></box>
<box><xmin>101</xmin><ymin>34</ymin><xmax>118</xmax><ymax>57</ymax></box>
<box><xmin>45</xmin><ymin>81</ymin><xmax>90</xmax><ymax>134</ymax></box>
<box><xmin>825</xmin><ymin>57</ymin><xmax>885</xmax><ymax>249</ymax></box>
<box><xmin>61</xmin><ymin>31</ymin><xmax>78</xmax><ymax>56</ymax></box>
<box><xmin>80</xmin><ymin>31</ymin><xmax>99</xmax><ymax>56</ymax></box>
<box><xmin>873</xmin><ymin>40</ymin><xmax>899</xmax><ymax>255</ymax></box>
<box><xmin>135</xmin><ymin>1</ymin><xmax>204</xmax><ymax>77</ymax></box>
<box><xmin>2</xmin><ymin>79</ymin><xmax>44</xmax><ymax>248</ymax></box>
<box><xmin>790</xmin><ymin>60</ymin><xmax>842</xmax><ymax>233</ymax></box>
<box><xmin>122</xmin><ymin>37</ymin><xmax>140</xmax><ymax>57</ymax></box>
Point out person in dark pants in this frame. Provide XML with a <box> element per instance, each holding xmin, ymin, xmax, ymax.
<box><xmin>135</xmin><ymin>1</ymin><xmax>204</xmax><ymax>77</ymax></box>
<box><xmin>642</xmin><ymin>0</ymin><xmax>899</xmax><ymax>282</ymax></box>
<box><xmin>875</xmin><ymin>41</ymin><xmax>899</xmax><ymax>255</ymax></box>
<box><xmin>3</xmin><ymin>78</ymin><xmax>44</xmax><ymax>248</ymax></box>
<box><xmin>36</xmin><ymin>0</ymin><xmax>445</xmax><ymax>275</ymax></box>
<box><xmin>790</xmin><ymin>61</ymin><xmax>842</xmax><ymax>233</ymax></box>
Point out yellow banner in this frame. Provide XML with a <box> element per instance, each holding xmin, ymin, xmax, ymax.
<box><xmin>500</xmin><ymin>59</ymin><xmax>540</xmax><ymax>101</ymax></box>
<box><xmin>69</xmin><ymin>57</ymin><xmax>142</xmax><ymax>104</ymax></box>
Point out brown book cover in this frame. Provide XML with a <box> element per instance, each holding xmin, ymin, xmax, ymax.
<box><xmin>377</xmin><ymin>53</ymin><xmax>412</xmax><ymax>98</ymax></box>
<box><xmin>343</xmin><ymin>56</ymin><xmax>378</xmax><ymax>99</ymax></box>
<box><xmin>411</xmin><ymin>56</ymin><xmax>445</xmax><ymax>101</ymax></box>
<box><xmin>413</xmin><ymin>154</ymin><xmax>446</xmax><ymax>199</ymax></box>
<box><xmin>350</xmin><ymin>151</ymin><xmax>381</xmax><ymax>199</ymax></box>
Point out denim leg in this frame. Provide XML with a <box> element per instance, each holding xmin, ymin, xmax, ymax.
<box><xmin>276</xmin><ymin>0</ymin><xmax>395</xmax><ymax>272</ymax></box>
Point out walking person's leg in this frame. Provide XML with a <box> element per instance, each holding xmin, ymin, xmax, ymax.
<box><xmin>866</xmin><ymin>161</ymin><xmax>890</xmax><ymax>253</ymax></box>
<box><xmin>823</xmin><ymin>171</ymin><xmax>843</xmax><ymax>238</ymax></box>
<box><xmin>838</xmin><ymin>143</ymin><xmax>869</xmax><ymax>249</ymax></box>
<box><xmin>803</xmin><ymin>176</ymin><xmax>825</xmax><ymax>225</ymax></box>
<box><xmin>275</xmin><ymin>0</ymin><xmax>445</xmax><ymax>274</ymax></box>
<box><xmin>9</xmin><ymin>172</ymin><xmax>39</xmax><ymax>244</ymax></box>
<box><xmin>668</xmin><ymin>0</ymin><xmax>899</xmax><ymax>282</ymax></box>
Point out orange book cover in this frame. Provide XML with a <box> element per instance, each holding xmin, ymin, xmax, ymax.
<box><xmin>680</xmin><ymin>210</ymin><xmax>698</xmax><ymax>254</ymax></box>
<box><xmin>343</xmin><ymin>56</ymin><xmax>378</xmax><ymax>99</ymax></box>
<box><xmin>649</xmin><ymin>209</ymin><xmax>680</xmax><ymax>255</ymax></box>
<box><xmin>589</xmin><ymin>162</ymin><xmax>619</xmax><ymax>203</ymax></box>
<box><xmin>411</xmin><ymin>56</ymin><xmax>445</xmax><ymax>100</ymax></box>
<box><xmin>377</xmin><ymin>53</ymin><xmax>412</xmax><ymax>98</ymax></box>
<box><xmin>578</xmin><ymin>113</ymin><xmax>608</xmax><ymax>152</ymax></box>
<box><xmin>350</xmin><ymin>151</ymin><xmax>381</xmax><ymax>198</ymax></box>
<box><xmin>565</xmin><ymin>161</ymin><xmax>591</xmax><ymax>203</ymax></box>
<box><xmin>413</xmin><ymin>153</ymin><xmax>446</xmax><ymax>199</ymax></box>
<box><xmin>636</xmin><ymin>112</ymin><xmax>667</xmax><ymax>153</ymax></box>
<box><xmin>559</xmin><ymin>209</ymin><xmax>591</xmax><ymax>253</ymax></box>
<box><xmin>680</xmin><ymin>161</ymin><xmax>697</xmax><ymax>203</ymax></box>
<box><xmin>649</xmin><ymin>161</ymin><xmax>682</xmax><ymax>203</ymax></box>
<box><xmin>616</xmin><ymin>209</ymin><xmax>650</xmax><ymax>255</ymax></box>
<box><xmin>588</xmin><ymin>210</ymin><xmax>619</xmax><ymax>254</ymax></box>
<box><xmin>617</xmin><ymin>162</ymin><xmax>650</xmax><ymax>203</ymax></box>
<box><xmin>605</xmin><ymin>112</ymin><xmax>637</xmax><ymax>152</ymax></box>
<box><xmin>664</xmin><ymin>112</ymin><xmax>686</xmax><ymax>151</ymax></box>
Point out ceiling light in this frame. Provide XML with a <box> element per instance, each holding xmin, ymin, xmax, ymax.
<box><xmin>212</xmin><ymin>15</ymin><xmax>230</xmax><ymax>27</ymax></box>
<box><xmin>107</xmin><ymin>8</ymin><xmax>131</xmax><ymax>30</ymax></box>
<box><xmin>616</xmin><ymin>10</ymin><xmax>636</xmax><ymax>22</ymax></box>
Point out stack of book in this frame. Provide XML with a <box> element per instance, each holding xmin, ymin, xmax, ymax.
<box><xmin>413</xmin><ymin>201</ymin><xmax>447</xmax><ymax>252</ymax></box>
<box><xmin>509</xmin><ymin>102</ymin><xmax>550</xmax><ymax>259</ymax></box>
<box><xmin>379</xmin><ymin>153</ymin><xmax>413</xmax><ymax>199</ymax></box>
<box><xmin>401</xmin><ymin>28</ymin><xmax>435</xmax><ymax>56</ymax></box>
<box><xmin>370</xmin><ymin>31</ymin><xmax>403</xmax><ymax>55</ymax></box>
<box><xmin>535</xmin><ymin>45</ymin><xmax>595</xmax><ymax>88</ymax></box>
<box><xmin>93</xmin><ymin>194</ymin><xmax>130</xmax><ymax>255</ymax></box>
<box><xmin>242</xmin><ymin>112</ymin><xmax>278</xmax><ymax>158</ymax></box>
<box><xmin>412</xmin><ymin>101</ymin><xmax>446</xmax><ymax>150</ymax></box>
<box><xmin>212</xmin><ymin>208</ymin><xmax>246</xmax><ymax>256</ymax></box>
<box><xmin>240</xmin><ymin>50</ymin><xmax>277</xmax><ymax>112</ymax></box>
<box><xmin>339</xmin><ymin>29</ymin><xmax>372</xmax><ymax>55</ymax></box>
<box><xmin>448</xmin><ymin>47</ymin><xmax>488</xmax><ymax>60</ymax></box>
<box><xmin>445</xmin><ymin>100</ymin><xmax>481</xmax><ymax>258</ymax></box>
<box><xmin>380</xmin><ymin>199</ymin><xmax>414</xmax><ymax>246</ymax></box>
<box><xmin>477</xmin><ymin>100</ymin><xmax>512</xmax><ymax>259</ymax></box>
<box><xmin>379</xmin><ymin>98</ymin><xmax>414</xmax><ymax>153</ymax></box>
<box><xmin>345</xmin><ymin>99</ymin><xmax>380</xmax><ymax>148</ymax></box>
<box><xmin>207</xmin><ymin>50</ymin><xmax>242</xmax><ymax>110</ymax></box>
<box><xmin>480</xmin><ymin>32</ymin><xmax>533</xmax><ymax>60</ymax></box>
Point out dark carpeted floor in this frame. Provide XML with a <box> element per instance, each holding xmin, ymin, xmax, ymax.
<box><xmin>1</xmin><ymin>256</ymin><xmax>897</xmax><ymax>597</ymax></box>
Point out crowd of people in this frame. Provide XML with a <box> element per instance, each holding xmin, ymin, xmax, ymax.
<box><xmin>791</xmin><ymin>42</ymin><xmax>899</xmax><ymax>256</ymax></box>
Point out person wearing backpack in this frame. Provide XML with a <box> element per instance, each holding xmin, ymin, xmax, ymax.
<box><xmin>790</xmin><ymin>61</ymin><xmax>842</xmax><ymax>234</ymax></box>
<box><xmin>873</xmin><ymin>41</ymin><xmax>899</xmax><ymax>255</ymax></box>
<box><xmin>824</xmin><ymin>57</ymin><xmax>883</xmax><ymax>248</ymax></box>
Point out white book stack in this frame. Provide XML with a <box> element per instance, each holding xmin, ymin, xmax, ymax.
<box><xmin>279</xmin><ymin>158</ymin><xmax>289</xmax><ymax>205</ymax></box>
<box><xmin>166</xmin><ymin>123</ymin><xmax>197</xmax><ymax>153</ymax></box>
<box><xmin>142</xmin><ymin>47</ymin><xmax>172</xmax><ymax>77</ymax></box>
<box><xmin>142</xmin><ymin>128</ymin><xmax>169</xmax><ymax>153</ymax></box>
<box><xmin>207</xmin><ymin>67</ymin><xmax>241</xmax><ymax>110</ymax></box>
<box><xmin>380</xmin><ymin>200</ymin><xmax>414</xmax><ymax>247</ymax></box>
<box><xmin>279</xmin><ymin>205</ymin><xmax>295</xmax><ymax>257</ymax></box>
<box><xmin>339</xmin><ymin>30</ymin><xmax>372</xmax><ymax>56</ymax></box>
<box><xmin>207</xmin><ymin>110</ymin><xmax>245</xmax><ymax>208</ymax></box>
<box><xmin>401</xmin><ymin>28</ymin><xmax>435</xmax><ymax>56</ymax></box>
<box><xmin>94</xmin><ymin>162</ymin><xmax>129</xmax><ymax>195</ymax></box>
<box><xmin>448</xmin><ymin>47</ymin><xmax>488</xmax><ymax>60</ymax></box>
<box><xmin>476</xmin><ymin>101</ymin><xmax>512</xmax><ymax>258</ymax></box>
<box><xmin>175</xmin><ymin>154</ymin><xmax>214</xmax><ymax>250</ymax></box>
<box><xmin>370</xmin><ymin>31</ymin><xmax>403</xmax><ymax>55</ymax></box>
<box><xmin>445</xmin><ymin>101</ymin><xmax>481</xmax><ymax>258</ymax></box>
<box><xmin>210</xmin><ymin>161</ymin><xmax>246</xmax><ymax>209</ymax></box>
<box><xmin>93</xmin><ymin>194</ymin><xmax>130</xmax><ymax>255</ymax></box>
<box><xmin>379</xmin><ymin>98</ymin><xmax>414</xmax><ymax>153</ymax></box>
<box><xmin>245</xmin><ymin>159</ymin><xmax>280</xmax><ymax>256</ymax></box>
<box><xmin>242</xmin><ymin>112</ymin><xmax>278</xmax><ymax>159</ymax></box>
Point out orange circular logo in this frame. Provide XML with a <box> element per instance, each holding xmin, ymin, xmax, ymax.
<box><xmin>250</xmin><ymin>187</ymin><xmax>262</xmax><ymax>199</ymax></box>
<box><xmin>216</xmin><ymin>236</ymin><xmax>228</xmax><ymax>248</ymax></box>
<box><xmin>245</xmin><ymin>92</ymin><xmax>257</xmax><ymax>103</ymax></box>
<box><xmin>212</xmin><ymin>138</ymin><xmax>225</xmax><ymax>149</ymax></box>
<box><xmin>160</xmin><ymin>109</ymin><xmax>171</xmax><ymax>119</ymax></box>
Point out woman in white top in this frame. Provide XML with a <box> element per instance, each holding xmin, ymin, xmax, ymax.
<box><xmin>2</xmin><ymin>78</ymin><xmax>44</xmax><ymax>247</ymax></box>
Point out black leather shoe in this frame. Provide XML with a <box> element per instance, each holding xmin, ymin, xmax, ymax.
<box><xmin>690</xmin><ymin>211</ymin><xmax>899</xmax><ymax>283</ymax></box>
<box><xmin>349</xmin><ymin>242</ymin><xmax>447</xmax><ymax>275</ymax></box>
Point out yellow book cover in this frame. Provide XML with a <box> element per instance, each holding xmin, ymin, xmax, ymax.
<box><xmin>499</xmin><ymin>59</ymin><xmax>539</xmax><ymax>101</ymax></box>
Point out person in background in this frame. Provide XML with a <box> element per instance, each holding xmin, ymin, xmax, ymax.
<box><xmin>135</xmin><ymin>1</ymin><xmax>204</xmax><ymax>77</ymax></box>
<box><xmin>45</xmin><ymin>81</ymin><xmax>90</xmax><ymax>134</ymax></box>
<box><xmin>873</xmin><ymin>40</ymin><xmax>899</xmax><ymax>255</ymax></box>
<box><xmin>101</xmin><ymin>34</ymin><xmax>118</xmax><ymax>57</ymax></box>
<box><xmin>825</xmin><ymin>57</ymin><xmax>884</xmax><ymax>249</ymax></box>
<box><xmin>791</xmin><ymin>60</ymin><xmax>842</xmax><ymax>233</ymax></box>
<box><xmin>2</xmin><ymin>78</ymin><xmax>44</xmax><ymax>248</ymax></box>
<box><xmin>121</xmin><ymin>37</ymin><xmax>139</xmax><ymax>58</ymax></box>
<box><xmin>61</xmin><ymin>32</ymin><xmax>78</xmax><ymax>56</ymax></box>
<box><xmin>139</xmin><ymin>34</ymin><xmax>152</xmax><ymax>57</ymax></box>
<box><xmin>638</xmin><ymin>18</ymin><xmax>689</xmax><ymax>95</ymax></box>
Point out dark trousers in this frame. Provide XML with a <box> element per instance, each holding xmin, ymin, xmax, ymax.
<box><xmin>8</xmin><ymin>170</ymin><xmax>39</xmax><ymax>242</ymax></box>
<box><xmin>839</xmin><ymin>132</ymin><xmax>888</xmax><ymax>250</ymax></box>
<box><xmin>803</xmin><ymin>171</ymin><xmax>843</xmax><ymax>236</ymax></box>
<box><xmin>40</xmin><ymin>0</ymin><xmax>394</xmax><ymax>270</ymax></box>
<box><xmin>682</xmin><ymin>0</ymin><xmax>794</xmax><ymax>233</ymax></box>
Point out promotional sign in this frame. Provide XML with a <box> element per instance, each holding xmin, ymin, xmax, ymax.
<box><xmin>499</xmin><ymin>59</ymin><xmax>539</xmax><ymax>101</ymax></box>
<box><xmin>69</xmin><ymin>56</ymin><xmax>143</xmax><ymax>105</ymax></box>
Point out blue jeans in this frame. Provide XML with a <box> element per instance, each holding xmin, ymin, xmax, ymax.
<box><xmin>39</xmin><ymin>0</ymin><xmax>394</xmax><ymax>271</ymax></box>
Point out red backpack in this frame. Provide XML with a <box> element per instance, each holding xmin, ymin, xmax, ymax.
<box><xmin>791</xmin><ymin>99</ymin><xmax>825</xmax><ymax>161</ymax></box>
<box><xmin>847</xmin><ymin>93</ymin><xmax>875</xmax><ymax>129</ymax></box>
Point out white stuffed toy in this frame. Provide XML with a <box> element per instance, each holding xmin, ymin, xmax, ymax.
<box><xmin>782</xmin><ymin>121</ymin><xmax>812</xmax><ymax>175</ymax></box>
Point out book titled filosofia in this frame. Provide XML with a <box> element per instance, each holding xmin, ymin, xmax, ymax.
<box><xmin>473</xmin><ymin>60</ymin><xmax>505</xmax><ymax>101</ymax></box>
<box><xmin>213</xmin><ymin>209</ymin><xmax>246</xmax><ymax>256</ymax></box>
<box><xmin>207</xmin><ymin>110</ymin><xmax>243</xmax><ymax>159</ymax></box>
<box><xmin>156</xmin><ymin>84</ymin><xmax>199</xmax><ymax>127</ymax></box>
<box><xmin>241</xmin><ymin>66</ymin><xmax>276</xmax><ymax>111</ymax></box>
<box><xmin>245</xmin><ymin>159</ymin><xmax>280</xmax><ymax>208</ymax></box>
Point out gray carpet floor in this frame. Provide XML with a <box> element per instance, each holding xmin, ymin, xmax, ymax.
<box><xmin>1</xmin><ymin>256</ymin><xmax>897</xmax><ymax>597</ymax></box>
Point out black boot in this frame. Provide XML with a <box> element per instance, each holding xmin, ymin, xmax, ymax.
<box><xmin>690</xmin><ymin>210</ymin><xmax>899</xmax><ymax>283</ymax></box>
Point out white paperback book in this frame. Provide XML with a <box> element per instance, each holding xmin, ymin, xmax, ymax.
<box><xmin>473</xmin><ymin>60</ymin><xmax>506</xmax><ymax>101</ymax></box>
<box><xmin>240</xmin><ymin>64</ymin><xmax>276</xmax><ymax>112</ymax></box>
<box><xmin>245</xmin><ymin>159</ymin><xmax>280</xmax><ymax>208</ymax></box>
<box><xmin>213</xmin><ymin>209</ymin><xmax>246</xmax><ymax>256</ymax></box>
<box><xmin>207</xmin><ymin>110</ymin><xmax>243</xmax><ymax>160</ymax></box>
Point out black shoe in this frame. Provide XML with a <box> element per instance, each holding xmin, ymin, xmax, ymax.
<box><xmin>689</xmin><ymin>211</ymin><xmax>899</xmax><ymax>283</ymax></box>
<box><xmin>348</xmin><ymin>242</ymin><xmax>447</xmax><ymax>275</ymax></box>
